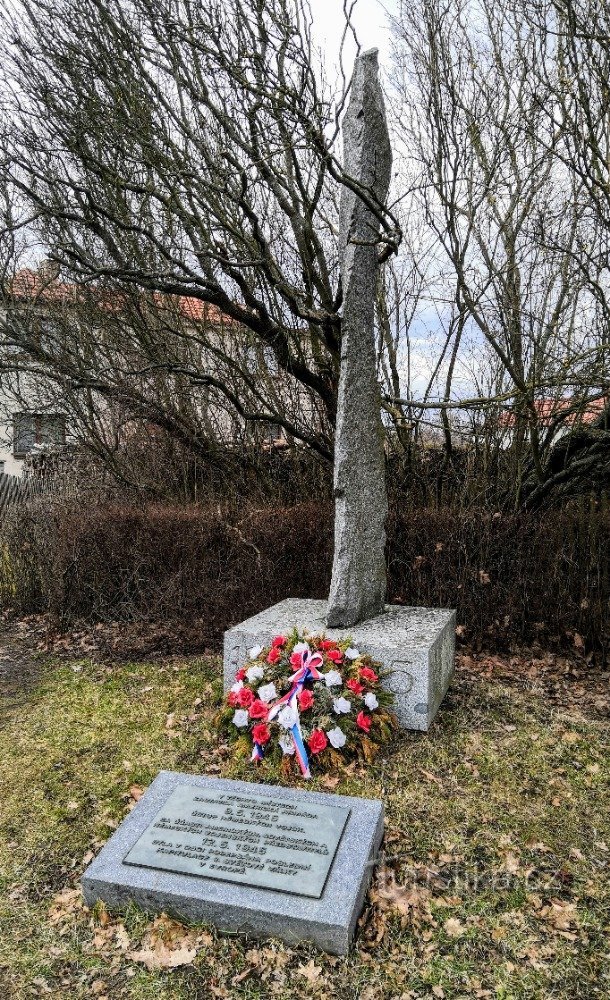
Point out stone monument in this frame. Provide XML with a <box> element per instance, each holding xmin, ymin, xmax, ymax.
<box><xmin>82</xmin><ymin>772</ymin><xmax>383</xmax><ymax>954</ymax></box>
<box><xmin>327</xmin><ymin>47</ymin><xmax>391</xmax><ymax>628</ymax></box>
<box><xmin>81</xmin><ymin>53</ymin><xmax>453</xmax><ymax>954</ymax></box>
<box><xmin>224</xmin><ymin>49</ymin><xmax>455</xmax><ymax>730</ymax></box>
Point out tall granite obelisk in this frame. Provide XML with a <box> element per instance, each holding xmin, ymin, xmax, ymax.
<box><xmin>326</xmin><ymin>49</ymin><xmax>392</xmax><ymax>629</ymax></box>
<box><xmin>223</xmin><ymin>50</ymin><xmax>456</xmax><ymax>733</ymax></box>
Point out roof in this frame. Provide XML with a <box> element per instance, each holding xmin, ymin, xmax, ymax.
<box><xmin>8</xmin><ymin>268</ymin><xmax>235</xmax><ymax>326</ymax></box>
<box><xmin>499</xmin><ymin>397</ymin><xmax>607</xmax><ymax>428</ymax></box>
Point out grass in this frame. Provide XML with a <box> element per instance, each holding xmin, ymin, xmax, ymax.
<box><xmin>0</xmin><ymin>651</ymin><xmax>608</xmax><ymax>999</ymax></box>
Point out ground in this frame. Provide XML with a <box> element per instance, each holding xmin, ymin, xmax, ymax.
<box><xmin>0</xmin><ymin>620</ymin><xmax>608</xmax><ymax>1000</ymax></box>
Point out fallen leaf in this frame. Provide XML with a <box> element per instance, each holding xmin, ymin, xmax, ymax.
<box><xmin>444</xmin><ymin>917</ymin><xmax>466</xmax><ymax>938</ymax></box>
<box><xmin>127</xmin><ymin>914</ymin><xmax>199</xmax><ymax>971</ymax></box>
<box><xmin>320</xmin><ymin>774</ymin><xmax>340</xmax><ymax>790</ymax></box>
<box><xmin>420</xmin><ymin>769</ymin><xmax>443</xmax><ymax>786</ymax></box>
<box><xmin>296</xmin><ymin>958</ymin><xmax>323</xmax><ymax>984</ymax></box>
<box><xmin>48</xmin><ymin>888</ymin><xmax>83</xmax><ymax>925</ymax></box>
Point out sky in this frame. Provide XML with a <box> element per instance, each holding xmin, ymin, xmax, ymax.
<box><xmin>308</xmin><ymin>0</ymin><xmax>396</xmax><ymax>75</ymax></box>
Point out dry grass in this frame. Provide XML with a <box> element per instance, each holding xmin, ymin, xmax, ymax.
<box><xmin>0</xmin><ymin>650</ymin><xmax>608</xmax><ymax>1000</ymax></box>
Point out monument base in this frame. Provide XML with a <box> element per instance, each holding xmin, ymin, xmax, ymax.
<box><xmin>223</xmin><ymin>600</ymin><xmax>456</xmax><ymax>731</ymax></box>
<box><xmin>82</xmin><ymin>772</ymin><xmax>383</xmax><ymax>955</ymax></box>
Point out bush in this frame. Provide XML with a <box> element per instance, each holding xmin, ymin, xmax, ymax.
<box><xmin>1</xmin><ymin>498</ymin><xmax>608</xmax><ymax>656</ymax></box>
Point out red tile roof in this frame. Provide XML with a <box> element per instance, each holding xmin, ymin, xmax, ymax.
<box><xmin>9</xmin><ymin>269</ymin><xmax>235</xmax><ymax>325</ymax></box>
<box><xmin>499</xmin><ymin>397</ymin><xmax>606</xmax><ymax>428</ymax></box>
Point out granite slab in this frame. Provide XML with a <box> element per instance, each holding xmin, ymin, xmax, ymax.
<box><xmin>82</xmin><ymin>772</ymin><xmax>384</xmax><ymax>955</ymax></box>
<box><xmin>223</xmin><ymin>599</ymin><xmax>456</xmax><ymax>731</ymax></box>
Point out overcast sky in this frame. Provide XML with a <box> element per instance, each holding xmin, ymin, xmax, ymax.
<box><xmin>308</xmin><ymin>0</ymin><xmax>395</xmax><ymax>74</ymax></box>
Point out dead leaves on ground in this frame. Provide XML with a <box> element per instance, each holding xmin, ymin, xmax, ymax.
<box><xmin>457</xmin><ymin>648</ymin><xmax>609</xmax><ymax>718</ymax></box>
<box><xmin>127</xmin><ymin>915</ymin><xmax>206</xmax><ymax>970</ymax></box>
<box><xmin>361</xmin><ymin>867</ymin><xmax>436</xmax><ymax>946</ymax></box>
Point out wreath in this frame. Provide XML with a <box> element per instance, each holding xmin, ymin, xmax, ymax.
<box><xmin>220</xmin><ymin>630</ymin><xmax>397</xmax><ymax>778</ymax></box>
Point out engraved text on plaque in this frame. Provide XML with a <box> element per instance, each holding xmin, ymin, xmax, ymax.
<box><xmin>124</xmin><ymin>784</ymin><xmax>350</xmax><ymax>898</ymax></box>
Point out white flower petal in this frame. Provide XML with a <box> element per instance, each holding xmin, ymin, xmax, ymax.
<box><xmin>324</xmin><ymin>669</ymin><xmax>343</xmax><ymax>687</ymax></box>
<box><xmin>327</xmin><ymin>726</ymin><xmax>347</xmax><ymax>749</ymax></box>
<box><xmin>257</xmin><ymin>682</ymin><xmax>277</xmax><ymax>704</ymax></box>
<box><xmin>246</xmin><ymin>665</ymin><xmax>265</xmax><ymax>683</ymax></box>
<box><xmin>279</xmin><ymin>733</ymin><xmax>296</xmax><ymax>755</ymax></box>
<box><xmin>333</xmin><ymin>696</ymin><xmax>351</xmax><ymax>715</ymax></box>
<box><xmin>292</xmin><ymin>642</ymin><xmax>310</xmax><ymax>654</ymax></box>
<box><xmin>230</xmin><ymin>680</ymin><xmax>244</xmax><ymax>694</ymax></box>
<box><xmin>278</xmin><ymin>705</ymin><xmax>298</xmax><ymax>729</ymax></box>
<box><xmin>248</xmin><ymin>645</ymin><xmax>263</xmax><ymax>659</ymax></box>
<box><xmin>232</xmin><ymin>709</ymin><xmax>249</xmax><ymax>728</ymax></box>
<box><xmin>364</xmin><ymin>692</ymin><xmax>379</xmax><ymax>711</ymax></box>
<box><xmin>345</xmin><ymin>647</ymin><xmax>360</xmax><ymax>660</ymax></box>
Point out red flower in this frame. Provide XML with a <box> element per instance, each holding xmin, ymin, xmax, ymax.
<box><xmin>308</xmin><ymin>729</ymin><xmax>328</xmax><ymax>754</ymax></box>
<box><xmin>252</xmin><ymin>723</ymin><xmax>271</xmax><ymax>745</ymax></box>
<box><xmin>320</xmin><ymin>639</ymin><xmax>338</xmax><ymax>650</ymax></box>
<box><xmin>326</xmin><ymin>648</ymin><xmax>343</xmax><ymax>664</ymax></box>
<box><xmin>347</xmin><ymin>679</ymin><xmax>365</xmax><ymax>696</ymax></box>
<box><xmin>267</xmin><ymin>647</ymin><xmax>282</xmax><ymax>665</ymax></box>
<box><xmin>359</xmin><ymin>666</ymin><xmax>378</xmax><ymax>683</ymax></box>
<box><xmin>298</xmin><ymin>689</ymin><xmax>314</xmax><ymax>711</ymax></box>
<box><xmin>227</xmin><ymin>691</ymin><xmax>239</xmax><ymax>707</ymax></box>
<box><xmin>249</xmin><ymin>699</ymin><xmax>269</xmax><ymax>720</ymax></box>
<box><xmin>356</xmin><ymin>711</ymin><xmax>372</xmax><ymax>733</ymax></box>
<box><xmin>290</xmin><ymin>651</ymin><xmax>303</xmax><ymax>668</ymax></box>
<box><xmin>237</xmin><ymin>687</ymin><xmax>255</xmax><ymax>708</ymax></box>
<box><xmin>271</xmin><ymin>635</ymin><xmax>286</xmax><ymax>648</ymax></box>
<box><xmin>235</xmin><ymin>668</ymin><xmax>247</xmax><ymax>681</ymax></box>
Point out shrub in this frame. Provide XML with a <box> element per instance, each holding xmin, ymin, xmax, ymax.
<box><xmin>1</xmin><ymin>498</ymin><xmax>608</xmax><ymax>656</ymax></box>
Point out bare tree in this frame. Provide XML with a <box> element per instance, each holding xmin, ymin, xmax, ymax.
<box><xmin>0</xmin><ymin>0</ymin><xmax>400</xmax><ymax>463</ymax></box>
<box><xmin>388</xmin><ymin>0</ymin><xmax>610</xmax><ymax>506</ymax></box>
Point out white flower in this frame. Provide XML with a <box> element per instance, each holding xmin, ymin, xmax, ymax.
<box><xmin>293</xmin><ymin>641</ymin><xmax>310</xmax><ymax>654</ymax></box>
<box><xmin>246</xmin><ymin>665</ymin><xmax>265</xmax><ymax>683</ymax></box>
<box><xmin>279</xmin><ymin>733</ymin><xmax>295</xmax><ymax>755</ymax></box>
<box><xmin>232</xmin><ymin>709</ymin><xmax>249</xmax><ymax>728</ymax></box>
<box><xmin>333</xmin><ymin>696</ymin><xmax>351</xmax><ymax>715</ymax></box>
<box><xmin>324</xmin><ymin>669</ymin><xmax>343</xmax><ymax>687</ymax></box>
<box><xmin>364</xmin><ymin>692</ymin><xmax>379</xmax><ymax>711</ymax></box>
<box><xmin>257</xmin><ymin>682</ymin><xmax>277</xmax><ymax>704</ymax></box>
<box><xmin>248</xmin><ymin>645</ymin><xmax>263</xmax><ymax>659</ymax></box>
<box><xmin>345</xmin><ymin>647</ymin><xmax>360</xmax><ymax>660</ymax></box>
<box><xmin>278</xmin><ymin>705</ymin><xmax>298</xmax><ymax>729</ymax></box>
<box><xmin>327</xmin><ymin>726</ymin><xmax>347</xmax><ymax>749</ymax></box>
<box><xmin>230</xmin><ymin>680</ymin><xmax>244</xmax><ymax>694</ymax></box>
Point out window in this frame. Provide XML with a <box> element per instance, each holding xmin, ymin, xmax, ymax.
<box><xmin>13</xmin><ymin>412</ymin><xmax>66</xmax><ymax>458</ymax></box>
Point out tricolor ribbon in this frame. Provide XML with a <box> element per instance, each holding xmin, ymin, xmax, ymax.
<box><xmin>252</xmin><ymin>649</ymin><xmax>324</xmax><ymax>778</ymax></box>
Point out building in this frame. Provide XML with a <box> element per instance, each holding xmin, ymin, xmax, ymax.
<box><xmin>0</xmin><ymin>265</ymin><xmax>303</xmax><ymax>475</ymax></box>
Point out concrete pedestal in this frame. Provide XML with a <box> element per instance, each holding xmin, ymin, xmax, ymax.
<box><xmin>223</xmin><ymin>600</ymin><xmax>456</xmax><ymax>731</ymax></box>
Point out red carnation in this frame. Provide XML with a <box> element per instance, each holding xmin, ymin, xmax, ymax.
<box><xmin>252</xmin><ymin>723</ymin><xmax>271</xmax><ymax>745</ymax></box>
<box><xmin>267</xmin><ymin>647</ymin><xmax>282</xmax><ymax>665</ymax></box>
<box><xmin>235</xmin><ymin>668</ymin><xmax>247</xmax><ymax>681</ymax></box>
<box><xmin>356</xmin><ymin>711</ymin><xmax>372</xmax><ymax>733</ymax></box>
<box><xmin>320</xmin><ymin>639</ymin><xmax>338</xmax><ymax>650</ymax></box>
<box><xmin>237</xmin><ymin>687</ymin><xmax>255</xmax><ymax>708</ymax></box>
<box><xmin>347</xmin><ymin>679</ymin><xmax>365</xmax><ymax>696</ymax></box>
<box><xmin>326</xmin><ymin>648</ymin><xmax>343</xmax><ymax>664</ymax></box>
<box><xmin>227</xmin><ymin>691</ymin><xmax>239</xmax><ymax>707</ymax></box>
<box><xmin>290</xmin><ymin>651</ymin><xmax>303</xmax><ymax>668</ymax></box>
<box><xmin>298</xmin><ymin>689</ymin><xmax>314</xmax><ymax>711</ymax></box>
<box><xmin>249</xmin><ymin>699</ymin><xmax>269</xmax><ymax>720</ymax></box>
<box><xmin>359</xmin><ymin>666</ymin><xmax>378</xmax><ymax>683</ymax></box>
<box><xmin>271</xmin><ymin>635</ymin><xmax>286</xmax><ymax>648</ymax></box>
<box><xmin>308</xmin><ymin>729</ymin><xmax>328</xmax><ymax>754</ymax></box>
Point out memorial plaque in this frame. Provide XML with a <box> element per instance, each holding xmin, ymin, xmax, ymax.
<box><xmin>82</xmin><ymin>772</ymin><xmax>384</xmax><ymax>954</ymax></box>
<box><xmin>123</xmin><ymin>784</ymin><xmax>350</xmax><ymax>898</ymax></box>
